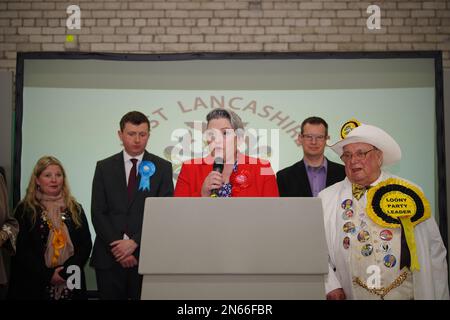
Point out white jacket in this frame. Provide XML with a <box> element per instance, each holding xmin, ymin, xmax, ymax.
<box><xmin>318</xmin><ymin>172</ymin><xmax>449</xmax><ymax>299</ymax></box>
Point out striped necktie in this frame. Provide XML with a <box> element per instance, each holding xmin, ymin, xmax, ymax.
<box><xmin>352</xmin><ymin>184</ymin><xmax>368</xmax><ymax>200</ymax></box>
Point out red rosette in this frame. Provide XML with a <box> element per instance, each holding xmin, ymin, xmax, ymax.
<box><xmin>231</xmin><ymin>169</ymin><xmax>251</xmax><ymax>191</ymax></box>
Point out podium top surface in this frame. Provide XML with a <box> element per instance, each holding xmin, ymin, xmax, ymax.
<box><xmin>139</xmin><ymin>198</ymin><xmax>328</xmax><ymax>275</ymax></box>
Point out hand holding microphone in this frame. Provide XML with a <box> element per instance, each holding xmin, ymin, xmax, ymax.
<box><xmin>200</xmin><ymin>157</ymin><xmax>224</xmax><ymax>197</ymax></box>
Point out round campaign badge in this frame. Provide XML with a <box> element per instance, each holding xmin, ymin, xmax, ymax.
<box><xmin>340</xmin><ymin>118</ymin><xmax>361</xmax><ymax>139</ymax></box>
<box><xmin>384</xmin><ymin>254</ymin><xmax>397</xmax><ymax>268</ymax></box>
<box><xmin>343</xmin><ymin>222</ymin><xmax>356</xmax><ymax>234</ymax></box>
<box><xmin>379</xmin><ymin>229</ymin><xmax>393</xmax><ymax>241</ymax></box>
<box><xmin>361</xmin><ymin>244</ymin><xmax>373</xmax><ymax>257</ymax></box>
<box><xmin>343</xmin><ymin>236</ymin><xmax>350</xmax><ymax>249</ymax></box>
<box><xmin>341</xmin><ymin>199</ymin><xmax>353</xmax><ymax>210</ymax></box>
<box><xmin>357</xmin><ymin>230</ymin><xmax>370</xmax><ymax>243</ymax></box>
<box><xmin>342</xmin><ymin>210</ymin><xmax>354</xmax><ymax>220</ymax></box>
<box><xmin>344</xmin><ymin>209</ymin><xmax>354</xmax><ymax>219</ymax></box>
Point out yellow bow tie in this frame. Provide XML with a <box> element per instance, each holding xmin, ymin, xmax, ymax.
<box><xmin>352</xmin><ymin>184</ymin><xmax>369</xmax><ymax>200</ymax></box>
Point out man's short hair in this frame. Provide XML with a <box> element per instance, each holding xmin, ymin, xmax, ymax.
<box><xmin>120</xmin><ymin>111</ymin><xmax>150</xmax><ymax>131</ymax></box>
<box><xmin>300</xmin><ymin>116</ymin><xmax>329</xmax><ymax>135</ymax></box>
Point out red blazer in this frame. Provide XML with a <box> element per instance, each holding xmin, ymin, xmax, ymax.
<box><xmin>174</xmin><ymin>155</ymin><xmax>279</xmax><ymax>197</ymax></box>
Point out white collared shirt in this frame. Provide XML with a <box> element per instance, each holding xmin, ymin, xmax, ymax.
<box><xmin>123</xmin><ymin>150</ymin><xmax>144</xmax><ymax>186</ymax></box>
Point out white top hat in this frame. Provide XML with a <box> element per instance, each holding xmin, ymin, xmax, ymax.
<box><xmin>330</xmin><ymin>123</ymin><xmax>402</xmax><ymax>166</ymax></box>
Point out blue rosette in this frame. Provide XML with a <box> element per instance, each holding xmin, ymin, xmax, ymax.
<box><xmin>138</xmin><ymin>161</ymin><xmax>156</xmax><ymax>191</ymax></box>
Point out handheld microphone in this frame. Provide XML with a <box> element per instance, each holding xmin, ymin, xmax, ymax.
<box><xmin>210</xmin><ymin>157</ymin><xmax>224</xmax><ymax>197</ymax></box>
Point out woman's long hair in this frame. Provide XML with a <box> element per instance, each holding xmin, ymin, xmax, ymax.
<box><xmin>19</xmin><ymin>156</ymin><xmax>82</xmax><ymax>228</ymax></box>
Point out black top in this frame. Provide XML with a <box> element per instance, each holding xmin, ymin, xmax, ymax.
<box><xmin>8</xmin><ymin>202</ymin><xmax>92</xmax><ymax>300</ymax></box>
<box><xmin>276</xmin><ymin>158</ymin><xmax>346</xmax><ymax>197</ymax></box>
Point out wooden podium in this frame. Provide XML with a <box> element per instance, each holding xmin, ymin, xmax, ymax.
<box><xmin>138</xmin><ymin>198</ymin><xmax>328</xmax><ymax>299</ymax></box>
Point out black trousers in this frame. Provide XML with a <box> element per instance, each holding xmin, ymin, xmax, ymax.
<box><xmin>95</xmin><ymin>263</ymin><xmax>142</xmax><ymax>300</ymax></box>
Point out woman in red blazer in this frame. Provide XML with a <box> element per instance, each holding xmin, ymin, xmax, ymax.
<box><xmin>174</xmin><ymin>108</ymin><xmax>279</xmax><ymax>197</ymax></box>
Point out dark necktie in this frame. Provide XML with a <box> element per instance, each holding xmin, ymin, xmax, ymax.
<box><xmin>127</xmin><ymin>158</ymin><xmax>138</xmax><ymax>201</ymax></box>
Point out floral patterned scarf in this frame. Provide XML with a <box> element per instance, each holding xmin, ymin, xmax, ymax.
<box><xmin>37</xmin><ymin>191</ymin><xmax>74</xmax><ymax>299</ymax></box>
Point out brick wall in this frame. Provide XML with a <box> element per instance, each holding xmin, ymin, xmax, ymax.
<box><xmin>0</xmin><ymin>0</ymin><xmax>449</xmax><ymax>72</ymax></box>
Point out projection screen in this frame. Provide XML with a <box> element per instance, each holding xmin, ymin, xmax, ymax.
<box><xmin>14</xmin><ymin>52</ymin><xmax>446</xmax><ymax>243</ymax></box>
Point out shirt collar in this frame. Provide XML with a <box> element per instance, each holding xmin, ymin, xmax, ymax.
<box><xmin>123</xmin><ymin>150</ymin><xmax>144</xmax><ymax>163</ymax></box>
<box><xmin>369</xmin><ymin>171</ymin><xmax>386</xmax><ymax>187</ymax></box>
<box><xmin>304</xmin><ymin>157</ymin><xmax>328</xmax><ymax>172</ymax></box>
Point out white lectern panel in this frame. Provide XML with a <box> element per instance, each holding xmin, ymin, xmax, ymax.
<box><xmin>139</xmin><ymin>198</ymin><xmax>328</xmax><ymax>299</ymax></box>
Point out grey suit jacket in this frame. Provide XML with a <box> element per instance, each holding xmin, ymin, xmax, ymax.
<box><xmin>90</xmin><ymin>151</ymin><xmax>174</xmax><ymax>269</ymax></box>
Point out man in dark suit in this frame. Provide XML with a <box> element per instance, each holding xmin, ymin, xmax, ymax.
<box><xmin>91</xmin><ymin>111</ymin><xmax>174</xmax><ymax>300</ymax></box>
<box><xmin>277</xmin><ymin>116</ymin><xmax>345</xmax><ymax>197</ymax></box>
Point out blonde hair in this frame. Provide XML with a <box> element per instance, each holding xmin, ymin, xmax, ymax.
<box><xmin>19</xmin><ymin>156</ymin><xmax>82</xmax><ymax>228</ymax></box>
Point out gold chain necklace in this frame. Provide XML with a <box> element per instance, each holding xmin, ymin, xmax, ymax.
<box><xmin>353</xmin><ymin>271</ymin><xmax>409</xmax><ymax>300</ymax></box>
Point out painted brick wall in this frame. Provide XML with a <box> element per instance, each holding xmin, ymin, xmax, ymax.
<box><xmin>0</xmin><ymin>0</ymin><xmax>449</xmax><ymax>72</ymax></box>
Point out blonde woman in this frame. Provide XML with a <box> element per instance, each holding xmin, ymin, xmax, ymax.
<box><xmin>8</xmin><ymin>156</ymin><xmax>92</xmax><ymax>300</ymax></box>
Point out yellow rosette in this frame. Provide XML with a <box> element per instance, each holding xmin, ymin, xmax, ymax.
<box><xmin>366</xmin><ymin>178</ymin><xmax>431</xmax><ymax>272</ymax></box>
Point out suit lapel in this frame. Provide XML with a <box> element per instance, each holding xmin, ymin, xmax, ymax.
<box><xmin>113</xmin><ymin>152</ymin><xmax>128</xmax><ymax>210</ymax></box>
<box><xmin>297</xmin><ymin>160</ymin><xmax>313</xmax><ymax>197</ymax></box>
<box><xmin>325</xmin><ymin>157</ymin><xmax>332</xmax><ymax>186</ymax></box>
<box><xmin>325</xmin><ymin>157</ymin><xmax>337</xmax><ymax>187</ymax></box>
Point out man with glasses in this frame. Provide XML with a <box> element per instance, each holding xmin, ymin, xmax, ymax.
<box><xmin>277</xmin><ymin>116</ymin><xmax>345</xmax><ymax>197</ymax></box>
<box><xmin>319</xmin><ymin>122</ymin><xmax>449</xmax><ymax>300</ymax></box>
